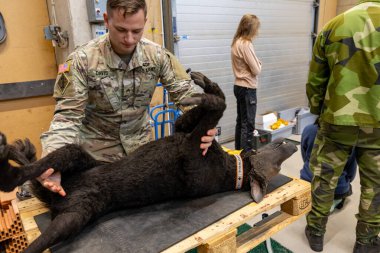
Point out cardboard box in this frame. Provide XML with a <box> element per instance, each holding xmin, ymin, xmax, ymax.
<box><xmin>264</xmin><ymin>124</ymin><xmax>295</xmax><ymax>140</ymax></box>
<box><xmin>278</xmin><ymin>107</ymin><xmax>317</xmax><ymax>135</ymax></box>
<box><xmin>256</xmin><ymin>112</ymin><xmax>277</xmax><ymax>130</ymax></box>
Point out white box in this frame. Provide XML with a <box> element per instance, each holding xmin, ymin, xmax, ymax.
<box><xmin>256</xmin><ymin>113</ymin><xmax>277</xmax><ymax>130</ymax></box>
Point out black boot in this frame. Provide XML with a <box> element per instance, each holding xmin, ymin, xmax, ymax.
<box><xmin>353</xmin><ymin>237</ymin><xmax>380</xmax><ymax>253</ymax></box>
<box><xmin>305</xmin><ymin>226</ymin><xmax>324</xmax><ymax>252</ymax></box>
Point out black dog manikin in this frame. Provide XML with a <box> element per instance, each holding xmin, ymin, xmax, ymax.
<box><xmin>0</xmin><ymin>72</ymin><xmax>297</xmax><ymax>253</ymax></box>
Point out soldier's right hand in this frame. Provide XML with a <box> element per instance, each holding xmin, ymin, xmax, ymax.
<box><xmin>37</xmin><ymin>169</ymin><xmax>66</xmax><ymax>197</ymax></box>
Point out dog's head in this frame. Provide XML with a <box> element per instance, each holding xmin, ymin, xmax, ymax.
<box><xmin>242</xmin><ymin>138</ymin><xmax>298</xmax><ymax>202</ymax></box>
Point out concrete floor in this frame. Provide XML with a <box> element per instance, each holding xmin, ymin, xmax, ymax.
<box><xmin>225</xmin><ymin>135</ymin><xmax>361</xmax><ymax>253</ymax></box>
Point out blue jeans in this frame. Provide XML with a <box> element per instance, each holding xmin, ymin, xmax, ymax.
<box><xmin>234</xmin><ymin>85</ymin><xmax>257</xmax><ymax>150</ymax></box>
<box><xmin>300</xmin><ymin>124</ymin><xmax>357</xmax><ymax>198</ymax></box>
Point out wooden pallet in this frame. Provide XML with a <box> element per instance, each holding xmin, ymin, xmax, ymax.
<box><xmin>17</xmin><ymin>177</ymin><xmax>310</xmax><ymax>253</ymax></box>
<box><xmin>164</xmin><ymin>177</ymin><xmax>311</xmax><ymax>253</ymax></box>
<box><xmin>0</xmin><ymin>200</ymin><xmax>29</xmax><ymax>253</ymax></box>
<box><xmin>16</xmin><ymin>197</ymin><xmax>50</xmax><ymax>252</ymax></box>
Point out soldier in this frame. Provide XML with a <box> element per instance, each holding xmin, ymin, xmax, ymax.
<box><xmin>38</xmin><ymin>0</ymin><xmax>217</xmax><ymax>197</ymax></box>
<box><xmin>305</xmin><ymin>1</ymin><xmax>380</xmax><ymax>252</ymax></box>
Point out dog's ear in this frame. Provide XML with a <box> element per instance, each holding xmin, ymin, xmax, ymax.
<box><xmin>250</xmin><ymin>178</ymin><xmax>265</xmax><ymax>203</ymax></box>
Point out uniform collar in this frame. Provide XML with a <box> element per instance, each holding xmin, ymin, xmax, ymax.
<box><xmin>102</xmin><ymin>34</ymin><xmax>145</xmax><ymax>71</ymax></box>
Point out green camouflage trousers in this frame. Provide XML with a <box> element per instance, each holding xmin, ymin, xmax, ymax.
<box><xmin>306</xmin><ymin>122</ymin><xmax>380</xmax><ymax>244</ymax></box>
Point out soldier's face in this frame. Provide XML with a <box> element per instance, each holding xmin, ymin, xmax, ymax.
<box><xmin>104</xmin><ymin>8</ymin><xmax>146</xmax><ymax>56</ymax></box>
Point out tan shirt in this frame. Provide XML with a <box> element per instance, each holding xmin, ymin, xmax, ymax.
<box><xmin>231</xmin><ymin>39</ymin><xmax>262</xmax><ymax>89</ymax></box>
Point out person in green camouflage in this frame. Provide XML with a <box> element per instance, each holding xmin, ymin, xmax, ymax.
<box><xmin>37</xmin><ymin>0</ymin><xmax>217</xmax><ymax>197</ymax></box>
<box><xmin>305</xmin><ymin>1</ymin><xmax>380</xmax><ymax>252</ymax></box>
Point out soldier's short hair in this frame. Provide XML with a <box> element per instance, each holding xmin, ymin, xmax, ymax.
<box><xmin>107</xmin><ymin>0</ymin><xmax>147</xmax><ymax>17</ymax></box>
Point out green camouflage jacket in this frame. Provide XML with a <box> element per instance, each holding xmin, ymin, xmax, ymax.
<box><xmin>306</xmin><ymin>0</ymin><xmax>380</xmax><ymax>127</ymax></box>
<box><xmin>41</xmin><ymin>34</ymin><xmax>195</xmax><ymax>162</ymax></box>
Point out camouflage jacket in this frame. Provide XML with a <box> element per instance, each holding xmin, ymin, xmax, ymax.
<box><xmin>41</xmin><ymin>34</ymin><xmax>195</xmax><ymax>162</ymax></box>
<box><xmin>306</xmin><ymin>0</ymin><xmax>380</xmax><ymax>128</ymax></box>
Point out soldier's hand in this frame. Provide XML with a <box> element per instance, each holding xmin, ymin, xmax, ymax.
<box><xmin>201</xmin><ymin>128</ymin><xmax>217</xmax><ymax>156</ymax></box>
<box><xmin>37</xmin><ymin>169</ymin><xmax>66</xmax><ymax>197</ymax></box>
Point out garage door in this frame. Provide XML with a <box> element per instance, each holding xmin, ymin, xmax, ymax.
<box><xmin>172</xmin><ymin>0</ymin><xmax>315</xmax><ymax>143</ymax></box>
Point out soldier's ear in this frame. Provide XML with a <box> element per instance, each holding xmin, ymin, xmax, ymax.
<box><xmin>103</xmin><ymin>12</ymin><xmax>110</xmax><ymax>28</ymax></box>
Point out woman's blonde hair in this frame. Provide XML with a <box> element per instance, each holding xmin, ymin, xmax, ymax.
<box><xmin>232</xmin><ymin>14</ymin><xmax>260</xmax><ymax>46</ymax></box>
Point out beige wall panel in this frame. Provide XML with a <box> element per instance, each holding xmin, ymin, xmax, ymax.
<box><xmin>144</xmin><ymin>0</ymin><xmax>164</xmax><ymax>46</ymax></box>
<box><xmin>337</xmin><ymin>0</ymin><xmax>357</xmax><ymax>14</ymax></box>
<box><xmin>318</xmin><ymin>0</ymin><xmax>338</xmax><ymax>32</ymax></box>
<box><xmin>0</xmin><ymin>96</ymin><xmax>55</xmax><ymax>159</ymax></box>
<box><xmin>0</xmin><ymin>0</ymin><xmax>57</xmax><ymax>83</ymax></box>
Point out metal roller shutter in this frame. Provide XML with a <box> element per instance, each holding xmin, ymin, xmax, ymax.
<box><xmin>172</xmin><ymin>0</ymin><xmax>315</xmax><ymax>143</ymax></box>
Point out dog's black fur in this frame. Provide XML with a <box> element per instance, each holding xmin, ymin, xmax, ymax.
<box><xmin>0</xmin><ymin>72</ymin><xmax>297</xmax><ymax>253</ymax></box>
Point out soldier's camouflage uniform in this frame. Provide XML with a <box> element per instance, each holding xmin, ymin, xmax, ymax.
<box><xmin>306</xmin><ymin>0</ymin><xmax>380</xmax><ymax>244</ymax></box>
<box><xmin>41</xmin><ymin>34</ymin><xmax>196</xmax><ymax>163</ymax></box>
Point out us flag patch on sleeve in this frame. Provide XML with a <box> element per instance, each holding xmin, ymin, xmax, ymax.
<box><xmin>58</xmin><ymin>62</ymin><xmax>70</xmax><ymax>74</ymax></box>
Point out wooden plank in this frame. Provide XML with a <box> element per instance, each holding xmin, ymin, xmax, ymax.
<box><xmin>20</xmin><ymin>208</ymin><xmax>49</xmax><ymax>234</ymax></box>
<box><xmin>236</xmin><ymin>212</ymin><xmax>293</xmax><ymax>252</ymax></box>
<box><xmin>17</xmin><ymin>198</ymin><xmax>47</xmax><ymax>214</ymax></box>
<box><xmin>198</xmin><ymin>229</ymin><xmax>237</xmax><ymax>253</ymax></box>
<box><xmin>25</xmin><ymin>227</ymin><xmax>42</xmax><ymax>244</ymax></box>
<box><xmin>163</xmin><ymin>178</ymin><xmax>310</xmax><ymax>253</ymax></box>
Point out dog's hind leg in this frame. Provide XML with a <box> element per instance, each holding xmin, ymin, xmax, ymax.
<box><xmin>0</xmin><ymin>138</ymin><xmax>99</xmax><ymax>192</ymax></box>
<box><xmin>23</xmin><ymin>211</ymin><xmax>92</xmax><ymax>253</ymax></box>
<box><xmin>174</xmin><ymin>106</ymin><xmax>203</xmax><ymax>133</ymax></box>
<box><xmin>190</xmin><ymin>72</ymin><xmax>225</xmax><ymax>100</ymax></box>
<box><xmin>175</xmin><ymin>72</ymin><xmax>226</xmax><ymax>135</ymax></box>
<box><xmin>179</xmin><ymin>94</ymin><xmax>226</xmax><ymax>145</ymax></box>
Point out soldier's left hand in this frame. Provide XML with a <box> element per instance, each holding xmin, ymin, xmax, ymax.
<box><xmin>201</xmin><ymin>128</ymin><xmax>217</xmax><ymax>156</ymax></box>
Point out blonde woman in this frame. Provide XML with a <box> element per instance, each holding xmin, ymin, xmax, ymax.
<box><xmin>231</xmin><ymin>14</ymin><xmax>262</xmax><ymax>150</ymax></box>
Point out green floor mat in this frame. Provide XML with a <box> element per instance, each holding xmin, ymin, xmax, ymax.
<box><xmin>186</xmin><ymin>223</ymin><xmax>293</xmax><ymax>253</ymax></box>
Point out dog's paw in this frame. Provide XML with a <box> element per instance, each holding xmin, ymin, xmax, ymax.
<box><xmin>190</xmin><ymin>72</ymin><xmax>211</xmax><ymax>89</ymax></box>
<box><xmin>179</xmin><ymin>96</ymin><xmax>203</xmax><ymax>106</ymax></box>
<box><xmin>13</xmin><ymin>139</ymin><xmax>25</xmax><ymax>153</ymax></box>
<box><xmin>0</xmin><ymin>133</ymin><xmax>8</xmax><ymax>161</ymax></box>
<box><xmin>23</xmin><ymin>139</ymin><xmax>37</xmax><ymax>162</ymax></box>
<box><xmin>13</xmin><ymin>139</ymin><xmax>36</xmax><ymax>163</ymax></box>
<box><xmin>0</xmin><ymin>132</ymin><xmax>7</xmax><ymax>146</ymax></box>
